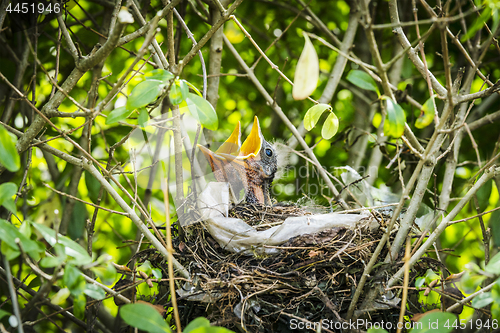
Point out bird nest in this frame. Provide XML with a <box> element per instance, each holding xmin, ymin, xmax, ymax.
<box><xmin>142</xmin><ymin>203</ymin><xmax>440</xmax><ymax>332</ymax></box>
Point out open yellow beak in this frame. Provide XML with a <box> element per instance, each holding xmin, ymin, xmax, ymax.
<box><xmin>197</xmin><ymin>121</ymin><xmax>242</xmax><ymax>182</ymax></box>
<box><xmin>239</xmin><ymin>116</ymin><xmax>262</xmax><ymax>158</ymax></box>
<box><xmin>197</xmin><ymin>117</ymin><xmax>263</xmax><ymax>174</ymax></box>
<box><xmin>215</xmin><ymin>122</ymin><xmax>241</xmax><ymax>155</ymax></box>
<box><xmin>218</xmin><ymin>116</ymin><xmax>263</xmax><ymax>167</ymax></box>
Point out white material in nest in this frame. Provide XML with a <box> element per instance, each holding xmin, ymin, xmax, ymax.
<box><xmin>197</xmin><ymin>182</ymin><xmax>374</xmax><ymax>255</ymax></box>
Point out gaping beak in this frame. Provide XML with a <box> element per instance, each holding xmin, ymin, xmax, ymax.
<box><xmin>197</xmin><ymin>122</ymin><xmax>241</xmax><ymax>183</ymax></box>
<box><xmin>198</xmin><ymin>116</ymin><xmax>273</xmax><ymax>206</ymax></box>
<box><xmin>238</xmin><ymin>116</ymin><xmax>262</xmax><ymax>159</ymax></box>
<box><xmin>198</xmin><ymin>122</ymin><xmax>241</xmax><ymax>165</ymax></box>
<box><xmin>218</xmin><ymin>116</ymin><xmax>263</xmax><ymax>168</ymax></box>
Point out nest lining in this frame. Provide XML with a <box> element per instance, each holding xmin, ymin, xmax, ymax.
<box><xmin>129</xmin><ymin>204</ymin><xmax>437</xmax><ymax>332</ymax></box>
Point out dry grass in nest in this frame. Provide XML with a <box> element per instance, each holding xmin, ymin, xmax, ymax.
<box><xmin>138</xmin><ymin>204</ymin><xmax>436</xmax><ymax>332</ymax></box>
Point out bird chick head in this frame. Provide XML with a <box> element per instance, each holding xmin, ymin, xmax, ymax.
<box><xmin>197</xmin><ymin>116</ymin><xmax>277</xmax><ymax>205</ymax></box>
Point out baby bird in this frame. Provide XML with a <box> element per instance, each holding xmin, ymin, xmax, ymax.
<box><xmin>198</xmin><ymin>116</ymin><xmax>277</xmax><ymax>206</ymax></box>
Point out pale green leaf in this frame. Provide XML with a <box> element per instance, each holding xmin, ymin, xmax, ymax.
<box><xmin>304</xmin><ymin>104</ymin><xmax>330</xmax><ymax>131</ymax></box>
<box><xmin>485</xmin><ymin>252</ymin><xmax>500</xmax><ymax>274</ymax></box>
<box><xmin>321</xmin><ymin>112</ymin><xmax>339</xmax><ymax>140</ymax></box>
<box><xmin>292</xmin><ymin>33</ymin><xmax>319</xmax><ymax>100</ymax></box>
<box><xmin>152</xmin><ymin>268</ymin><xmax>162</xmax><ymax>279</ymax></box>
<box><xmin>51</xmin><ymin>288</ymin><xmax>70</xmax><ymax>306</ymax></box>
<box><xmin>461</xmin><ymin>271</ymin><xmax>486</xmax><ymax>294</ymax></box>
<box><xmin>186</xmin><ymin>93</ymin><xmax>218</xmax><ymax>131</ymax></box>
<box><xmin>415</xmin><ymin>277</ymin><xmax>425</xmax><ymax>289</ymax></box>
<box><xmin>471</xmin><ymin>292</ymin><xmax>494</xmax><ymax>308</ymax></box>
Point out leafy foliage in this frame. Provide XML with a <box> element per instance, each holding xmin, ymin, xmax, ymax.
<box><xmin>0</xmin><ymin>124</ymin><xmax>20</xmax><ymax>172</ymax></box>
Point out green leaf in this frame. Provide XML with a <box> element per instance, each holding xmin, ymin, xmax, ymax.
<box><xmin>40</xmin><ymin>255</ymin><xmax>65</xmax><ymax>268</ymax></box>
<box><xmin>1</xmin><ymin>241</ymin><xmax>20</xmax><ymax>261</ymax></box>
<box><xmin>63</xmin><ymin>264</ymin><xmax>86</xmax><ymax>296</ymax></box>
<box><xmin>383</xmin><ymin>97</ymin><xmax>406</xmax><ymax>138</ymax></box>
<box><xmin>0</xmin><ymin>124</ymin><xmax>20</xmax><ymax>172</ymax></box>
<box><xmin>461</xmin><ymin>271</ymin><xmax>486</xmax><ymax>293</ymax></box>
<box><xmin>485</xmin><ymin>252</ymin><xmax>500</xmax><ymax>275</ymax></box>
<box><xmin>183</xmin><ymin>80</ymin><xmax>202</xmax><ymax>97</ymax></box>
<box><xmin>91</xmin><ymin>263</ymin><xmax>117</xmax><ymax>286</ymax></box>
<box><xmin>0</xmin><ymin>182</ymin><xmax>17</xmax><ymax>213</ymax></box>
<box><xmin>415</xmin><ymin>277</ymin><xmax>425</xmax><ymax>289</ymax></box>
<box><xmin>120</xmin><ymin>303</ymin><xmax>171</xmax><ymax>333</ymax></box>
<box><xmin>85</xmin><ymin>170</ymin><xmax>101</xmax><ymax>204</ymax></box>
<box><xmin>68</xmin><ymin>201</ymin><xmax>87</xmax><ymax>240</ymax></box>
<box><xmin>412</xmin><ymin>311</ymin><xmax>456</xmax><ymax>333</ymax></box>
<box><xmin>138</xmin><ymin>260</ymin><xmax>153</xmax><ymax>275</ymax></box>
<box><xmin>415</xmin><ymin>97</ymin><xmax>435</xmax><ymax>129</ymax></box>
<box><xmin>292</xmin><ymin>33</ymin><xmax>319</xmax><ymax>100</ymax></box>
<box><xmin>0</xmin><ymin>219</ymin><xmax>44</xmax><ymax>260</ymax></box>
<box><xmin>138</xmin><ymin>108</ymin><xmax>149</xmax><ymax>127</ymax></box>
<box><xmin>106</xmin><ymin>106</ymin><xmax>133</xmax><ymax>125</ymax></box>
<box><xmin>73</xmin><ymin>293</ymin><xmax>86</xmax><ymax>319</ymax></box>
<box><xmin>304</xmin><ymin>104</ymin><xmax>330</xmax><ymax>131</ymax></box>
<box><xmin>0</xmin><ymin>309</ymin><xmax>11</xmax><ymax>321</ymax></box>
<box><xmin>184</xmin><ymin>317</ymin><xmax>234</xmax><ymax>333</ymax></box>
<box><xmin>51</xmin><ymin>287</ymin><xmax>70</xmax><ymax>306</ymax></box>
<box><xmin>471</xmin><ymin>291</ymin><xmax>494</xmax><ymax>308</ymax></box>
<box><xmin>321</xmin><ymin>112</ymin><xmax>339</xmax><ymax>140</ymax></box>
<box><xmin>84</xmin><ymin>283</ymin><xmax>106</xmax><ymax>300</ymax></box>
<box><xmin>477</xmin><ymin>179</ymin><xmax>492</xmax><ymax>213</ymax></box>
<box><xmin>184</xmin><ymin>317</ymin><xmax>211</xmax><ymax>332</ymax></box>
<box><xmin>186</xmin><ymin>93</ymin><xmax>218</xmax><ymax>131</ymax></box>
<box><xmin>19</xmin><ymin>220</ymin><xmax>31</xmax><ymax>238</ymax></box>
<box><xmin>127</xmin><ymin>80</ymin><xmax>163</xmax><ymax>111</ymax></box>
<box><xmin>346</xmin><ymin>70</ymin><xmax>379</xmax><ymax>95</ymax></box>
<box><xmin>32</xmin><ymin>222</ymin><xmax>92</xmax><ymax>265</ymax></box>
<box><xmin>425</xmin><ymin>269</ymin><xmax>440</xmax><ymax>283</ymax></box>
<box><xmin>170</xmin><ymin>80</ymin><xmax>189</xmax><ymax>105</ymax></box>
<box><xmin>144</xmin><ymin>69</ymin><xmax>174</xmax><ymax>82</ymax></box>
<box><xmin>491</xmin><ymin>208</ymin><xmax>500</xmax><ymax>247</ymax></box>
<box><xmin>152</xmin><ymin>268</ymin><xmax>162</xmax><ymax>279</ymax></box>
<box><xmin>462</xmin><ymin>6</ymin><xmax>492</xmax><ymax>42</ymax></box>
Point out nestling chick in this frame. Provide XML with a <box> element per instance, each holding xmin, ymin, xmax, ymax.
<box><xmin>198</xmin><ymin>117</ymin><xmax>277</xmax><ymax>205</ymax></box>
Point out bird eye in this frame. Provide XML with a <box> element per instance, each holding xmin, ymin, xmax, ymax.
<box><xmin>265</xmin><ymin>148</ymin><xmax>273</xmax><ymax>157</ymax></box>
